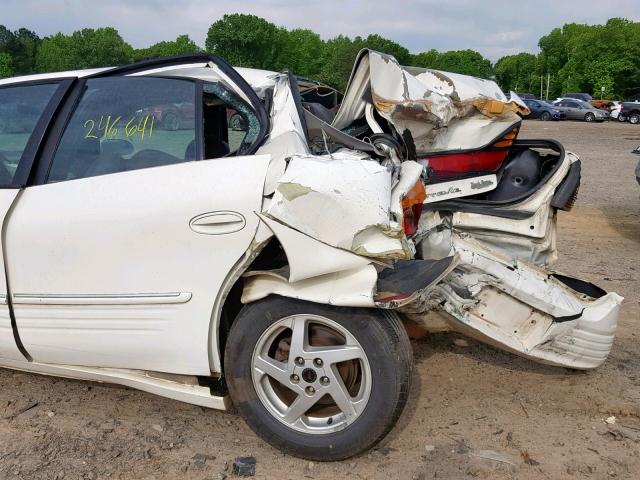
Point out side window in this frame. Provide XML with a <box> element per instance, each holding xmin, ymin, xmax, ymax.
<box><xmin>0</xmin><ymin>83</ymin><xmax>58</xmax><ymax>186</ymax></box>
<box><xmin>48</xmin><ymin>77</ymin><xmax>196</xmax><ymax>182</ymax></box>
<box><xmin>568</xmin><ymin>102</ymin><xmax>579</xmax><ymax>108</ymax></box>
<box><xmin>202</xmin><ymin>82</ymin><xmax>260</xmax><ymax>158</ymax></box>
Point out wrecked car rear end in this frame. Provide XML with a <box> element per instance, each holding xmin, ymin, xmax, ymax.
<box><xmin>241</xmin><ymin>50</ymin><xmax>622</xmax><ymax>370</ymax></box>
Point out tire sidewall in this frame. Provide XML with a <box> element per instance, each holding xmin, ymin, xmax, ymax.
<box><xmin>630</xmin><ymin>114</ymin><xmax>640</xmax><ymax>125</ymax></box>
<box><xmin>541</xmin><ymin>111</ymin><xmax>551</xmax><ymax>121</ymax></box>
<box><xmin>585</xmin><ymin>112</ymin><xmax>595</xmax><ymax>122</ymax></box>
<box><xmin>224</xmin><ymin>296</ymin><xmax>410</xmax><ymax>460</ymax></box>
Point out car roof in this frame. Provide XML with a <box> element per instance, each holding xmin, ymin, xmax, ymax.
<box><xmin>0</xmin><ymin>56</ymin><xmax>279</xmax><ymax>93</ymax></box>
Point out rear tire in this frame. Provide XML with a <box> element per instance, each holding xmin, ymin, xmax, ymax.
<box><xmin>224</xmin><ymin>296</ymin><xmax>412</xmax><ymax>460</ymax></box>
<box><xmin>630</xmin><ymin>113</ymin><xmax>640</xmax><ymax>125</ymax></box>
<box><xmin>617</xmin><ymin>114</ymin><xmax>627</xmax><ymax>122</ymax></box>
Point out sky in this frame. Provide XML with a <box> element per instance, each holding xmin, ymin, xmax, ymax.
<box><xmin>2</xmin><ymin>0</ymin><xmax>639</xmax><ymax>61</ymax></box>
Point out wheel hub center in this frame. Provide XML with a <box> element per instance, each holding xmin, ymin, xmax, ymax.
<box><xmin>301</xmin><ymin>368</ymin><xmax>317</xmax><ymax>384</ymax></box>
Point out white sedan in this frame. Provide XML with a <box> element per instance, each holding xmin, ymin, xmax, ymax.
<box><xmin>0</xmin><ymin>52</ymin><xmax>622</xmax><ymax>460</ymax></box>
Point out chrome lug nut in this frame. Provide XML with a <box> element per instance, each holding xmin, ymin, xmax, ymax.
<box><xmin>305</xmin><ymin>386</ymin><xmax>315</xmax><ymax>395</ymax></box>
<box><xmin>295</xmin><ymin>357</ymin><xmax>305</xmax><ymax>366</ymax></box>
<box><xmin>290</xmin><ymin>374</ymin><xmax>300</xmax><ymax>383</ymax></box>
<box><xmin>313</xmin><ymin>358</ymin><xmax>323</xmax><ymax>367</ymax></box>
<box><xmin>320</xmin><ymin>376</ymin><xmax>330</xmax><ymax>386</ymax></box>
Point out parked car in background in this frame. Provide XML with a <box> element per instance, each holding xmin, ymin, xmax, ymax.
<box><xmin>142</xmin><ymin>101</ymin><xmax>195</xmax><ymax>131</ymax></box>
<box><xmin>553</xmin><ymin>99</ymin><xmax>610</xmax><ymax>122</ymax></box>
<box><xmin>610</xmin><ymin>102</ymin><xmax>626</xmax><ymax>122</ymax></box>
<box><xmin>562</xmin><ymin>92</ymin><xmax>593</xmax><ymax>102</ymax></box>
<box><xmin>523</xmin><ymin>99</ymin><xmax>566</xmax><ymax>121</ymax></box>
<box><xmin>620</xmin><ymin>101</ymin><xmax>640</xmax><ymax>124</ymax></box>
<box><xmin>591</xmin><ymin>99</ymin><xmax>614</xmax><ymax>111</ymax></box>
<box><xmin>515</xmin><ymin>92</ymin><xmax>538</xmax><ymax>100</ymax></box>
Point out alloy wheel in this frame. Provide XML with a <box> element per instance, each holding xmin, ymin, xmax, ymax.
<box><xmin>251</xmin><ymin>314</ymin><xmax>371</xmax><ymax>434</ymax></box>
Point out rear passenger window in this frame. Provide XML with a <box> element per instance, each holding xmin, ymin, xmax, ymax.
<box><xmin>48</xmin><ymin>77</ymin><xmax>197</xmax><ymax>182</ymax></box>
<box><xmin>47</xmin><ymin>77</ymin><xmax>262</xmax><ymax>182</ymax></box>
<box><xmin>0</xmin><ymin>83</ymin><xmax>58</xmax><ymax>186</ymax></box>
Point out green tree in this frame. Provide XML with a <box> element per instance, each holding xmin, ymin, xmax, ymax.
<box><xmin>360</xmin><ymin>34</ymin><xmax>411</xmax><ymax>65</ymax></box>
<box><xmin>316</xmin><ymin>35</ymin><xmax>361</xmax><ymax>89</ymax></box>
<box><xmin>36</xmin><ymin>27</ymin><xmax>133</xmax><ymax>72</ymax></box>
<box><xmin>0</xmin><ymin>26</ymin><xmax>40</xmax><ymax>75</ymax></box>
<box><xmin>0</xmin><ymin>52</ymin><xmax>13</xmax><ymax>78</ymax></box>
<box><xmin>275</xmin><ymin>28</ymin><xmax>324</xmax><ymax>78</ymax></box>
<box><xmin>205</xmin><ymin>14</ymin><xmax>282</xmax><ymax>69</ymax></box>
<box><xmin>412</xmin><ymin>49</ymin><xmax>494</xmax><ymax>78</ymax></box>
<box><xmin>133</xmin><ymin>35</ymin><xmax>200</xmax><ymax>61</ymax></box>
<box><xmin>494</xmin><ymin>53</ymin><xmax>539</xmax><ymax>94</ymax></box>
<box><xmin>411</xmin><ymin>49</ymin><xmax>440</xmax><ymax>69</ymax></box>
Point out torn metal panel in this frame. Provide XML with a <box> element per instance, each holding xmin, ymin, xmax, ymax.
<box><xmin>389</xmin><ymin>161</ymin><xmax>424</xmax><ymax>218</ymax></box>
<box><xmin>241</xmin><ymin>265</ymin><xmax>377</xmax><ymax>307</ymax></box>
<box><xmin>256</xmin><ymin>213</ymin><xmax>372</xmax><ymax>282</ymax></box>
<box><xmin>333</xmin><ymin>50</ymin><xmax>528</xmax><ymax>155</ymax></box>
<box><xmin>453</xmin><ymin>238</ymin><xmax>586</xmax><ymax>318</ymax></box>
<box><xmin>401</xmin><ymin>230</ymin><xmax>623</xmax><ymax>369</ymax></box>
<box><xmin>435</xmin><ymin>283</ymin><xmax>622</xmax><ymax>369</ymax></box>
<box><xmin>266</xmin><ymin>152</ymin><xmax>412</xmax><ymax>259</ymax></box>
<box><xmin>256</xmin><ymin>74</ymin><xmax>310</xmax><ymax>196</ymax></box>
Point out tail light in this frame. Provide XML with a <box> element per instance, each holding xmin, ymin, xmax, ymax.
<box><xmin>402</xmin><ymin>180</ymin><xmax>426</xmax><ymax>236</ymax></box>
<box><xmin>420</xmin><ymin>127</ymin><xmax>520</xmax><ymax>181</ymax></box>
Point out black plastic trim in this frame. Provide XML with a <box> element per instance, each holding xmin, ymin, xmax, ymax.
<box><xmin>31</xmin><ymin>79</ymin><xmax>88</xmax><ymax>185</ymax></box>
<box><xmin>194</xmin><ymin>79</ymin><xmax>204</xmax><ymax>161</ymax></box>
<box><xmin>551</xmin><ymin>160</ymin><xmax>581</xmax><ymax>210</ymax></box>
<box><xmin>287</xmin><ymin>72</ymin><xmax>309</xmax><ymax>142</ymax></box>
<box><xmin>551</xmin><ymin>273</ymin><xmax>607</xmax><ymax>299</ymax></box>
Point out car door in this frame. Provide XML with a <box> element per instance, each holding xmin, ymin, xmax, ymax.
<box><xmin>564</xmin><ymin>101</ymin><xmax>581</xmax><ymax>119</ymax></box>
<box><xmin>0</xmin><ymin>81</ymin><xmax>67</xmax><ymax>361</ymax></box>
<box><xmin>5</xmin><ymin>74</ymin><xmax>270</xmax><ymax>375</ymax></box>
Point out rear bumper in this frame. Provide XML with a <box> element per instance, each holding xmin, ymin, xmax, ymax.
<box><xmin>527</xmin><ymin>293</ymin><xmax>621</xmax><ymax>369</ymax></box>
<box><xmin>403</xmin><ymin>238</ymin><xmax>623</xmax><ymax>370</ymax></box>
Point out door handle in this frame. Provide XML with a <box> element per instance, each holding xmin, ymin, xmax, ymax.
<box><xmin>189</xmin><ymin>211</ymin><xmax>246</xmax><ymax>235</ymax></box>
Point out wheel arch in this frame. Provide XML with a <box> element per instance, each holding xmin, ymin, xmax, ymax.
<box><xmin>210</xmin><ymin>235</ymin><xmax>288</xmax><ymax>375</ymax></box>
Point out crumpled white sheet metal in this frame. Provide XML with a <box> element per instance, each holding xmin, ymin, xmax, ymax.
<box><xmin>408</xmin><ymin>236</ymin><xmax>623</xmax><ymax>369</ymax></box>
<box><xmin>266</xmin><ymin>151</ymin><xmax>411</xmax><ymax>259</ymax></box>
<box><xmin>256</xmin><ymin>213</ymin><xmax>372</xmax><ymax>282</ymax></box>
<box><xmin>256</xmin><ymin>74</ymin><xmax>310</xmax><ymax>196</ymax></box>
<box><xmin>332</xmin><ymin>50</ymin><xmax>528</xmax><ymax>154</ymax></box>
<box><xmin>242</xmin><ymin>265</ymin><xmax>377</xmax><ymax>307</ymax></box>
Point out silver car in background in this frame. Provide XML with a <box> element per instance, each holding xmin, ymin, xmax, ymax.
<box><xmin>553</xmin><ymin>98</ymin><xmax>610</xmax><ymax>122</ymax></box>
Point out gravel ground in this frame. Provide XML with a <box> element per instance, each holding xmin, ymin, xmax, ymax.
<box><xmin>1</xmin><ymin>120</ymin><xmax>639</xmax><ymax>480</ymax></box>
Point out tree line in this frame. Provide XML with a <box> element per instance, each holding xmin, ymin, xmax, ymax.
<box><xmin>1</xmin><ymin>15</ymin><xmax>639</xmax><ymax>99</ymax></box>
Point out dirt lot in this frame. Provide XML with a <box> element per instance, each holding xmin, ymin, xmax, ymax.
<box><xmin>0</xmin><ymin>120</ymin><xmax>639</xmax><ymax>480</ymax></box>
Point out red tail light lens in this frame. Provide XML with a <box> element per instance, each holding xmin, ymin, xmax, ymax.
<box><xmin>402</xmin><ymin>180</ymin><xmax>426</xmax><ymax>236</ymax></box>
<box><xmin>420</xmin><ymin>127</ymin><xmax>519</xmax><ymax>181</ymax></box>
